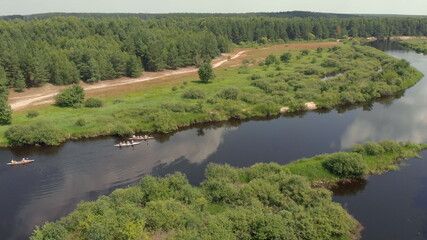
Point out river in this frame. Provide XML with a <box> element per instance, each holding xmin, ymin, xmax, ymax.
<box><xmin>0</xmin><ymin>41</ymin><xmax>426</xmax><ymax>240</ymax></box>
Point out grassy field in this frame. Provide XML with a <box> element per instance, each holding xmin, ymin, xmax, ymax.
<box><xmin>1</xmin><ymin>40</ymin><xmax>423</xmax><ymax>146</ymax></box>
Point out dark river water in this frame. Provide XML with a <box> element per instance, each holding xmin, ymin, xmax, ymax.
<box><xmin>1</xmin><ymin>41</ymin><xmax>427</xmax><ymax>240</ymax></box>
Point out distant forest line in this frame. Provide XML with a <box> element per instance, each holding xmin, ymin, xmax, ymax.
<box><xmin>0</xmin><ymin>15</ymin><xmax>427</xmax><ymax>89</ymax></box>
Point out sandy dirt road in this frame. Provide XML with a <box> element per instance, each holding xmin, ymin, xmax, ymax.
<box><xmin>9</xmin><ymin>42</ymin><xmax>340</xmax><ymax>111</ymax></box>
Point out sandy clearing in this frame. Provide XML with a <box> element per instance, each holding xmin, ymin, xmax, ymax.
<box><xmin>9</xmin><ymin>42</ymin><xmax>340</xmax><ymax>111</ymax></box>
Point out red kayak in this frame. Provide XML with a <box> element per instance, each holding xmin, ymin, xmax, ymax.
<box><xmin>7</xmin><ymin>159</ymin><xmax>35</xmax><ymax>166</ymax></box>
<box><xmin>129</xmin><ymin>136</ymin><xmax>154</xmax><ymax>141</ymax></box>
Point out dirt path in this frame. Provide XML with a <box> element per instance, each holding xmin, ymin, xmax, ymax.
<box><xmin>9</xmin><ymin>42</ymin><xmax>340</xmax><ymax>111</ymax></box>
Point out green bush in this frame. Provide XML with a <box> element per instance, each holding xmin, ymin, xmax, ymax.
<box><xmin>75</xmin><ymin>118</ymin><xmax>87</xmax><ymax>126</ymax></box>
<box><xmin>363</xmin><ymin>142</ymin><xmax>385</xmax><ymax>155</ymax></box>
<box><xmin>110</xmin><ymin>122</ymin><xmax>133</xmax><ymax>136</ymax></box>
<box><xmin>182</xmin><ymin>88</ymin><xmax>206</xmax><ymax>99</ymax></box>
<box><xmin>265</xmin><ymin>55</ymin><xmax>277</xmax><ymax>66</ymax></box>
<box><xmin>26</xmin><ymin>110</ymin><xmax>39</xmax><ymax>118</ymax></box>
<box><xmin>249</xmin><ymin>73</ymin><xmax>262</xmax><ymax>80</ymax></box>
<box><xmin>55</xmin><ymin>85</ymin><xmax>85</xmax><ymax>108</ymax></box>
<box><xmin>151</xmin><ymin>112</ymin><xmax>178</xmax><ymax>132</ymax></box>
<box><xmin>323</xmin><ymin>152</ymin><xmax>368</xmax><ymax>178</ymax></box>
<box><xmin>280</xmin><ymin>52</ymin><xmax>292</xmax><ymax>62</ymax></box>
<box><xmin>216</xmin><ymin>88</ymin><xmax>241</xmax><ymax>100</ymax></box>
<box><xmin>84</xmin><ymin>98</ymin><xmax>103</xmax><ymax>108</ymax></box>
<box><xmin>5</xmin><ymin>121</ymin><xmax>65</xmax><ymax>146</ymax></box>
<box><xmin>379</xmin><ymin>140</ymin><xmax>402</xmax><ymax>153</ymax></box>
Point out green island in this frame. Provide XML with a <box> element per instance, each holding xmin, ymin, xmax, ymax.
<box><xmin>31</xmin><ymin>141</ymin><xmax>427</xmax><ymax>240</ymax></box>
<box><xmin>1</xmin><ymin>40</ymin><xmax>423</xmax><ymax>146</ymax></box>
<box><xmin>399</xmin><ymin>39</ymin><xmax>427</xmax><ymax>54</ymax></box>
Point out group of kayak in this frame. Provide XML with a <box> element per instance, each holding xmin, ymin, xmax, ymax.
<box><xmin>6</xmin><ymin>135</ymin><xmax>155</xmax><ymax>164</ymax></box>
<box><xmin>7</xmin><ymin>158</ymin><xmax>35</xmax><ymax>166</ymax></box>
<box><xmin>114</xmin><ymin>135</ymin><xmax>154</xmax><ymax>147</ymax></box>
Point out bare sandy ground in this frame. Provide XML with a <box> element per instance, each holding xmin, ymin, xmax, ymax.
<box><xmin>9</xmin><ymin>42</ymin><xmax>340</xmax><ymax>111</ymax></box>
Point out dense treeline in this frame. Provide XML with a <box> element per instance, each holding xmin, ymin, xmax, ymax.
<box><xmin>31</xmin><ymin>162</ymin><xmax>359</xmax><ymax>240</ymax></box>
<box><xmin>0</xmin><ymin>16</ymin><xmax>426</xmax><ymax>90</ymax></box>
<box><xmin>0</xmin><ymin>11</ymin><xmax>361</xmax><ymax>21</ymax></box>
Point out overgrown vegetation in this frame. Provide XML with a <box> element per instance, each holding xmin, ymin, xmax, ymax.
<box><xmin>31</xmin><ymin>164</ymin><xmax>359</xmax><ymax>240</ymax></box>
<box><xmin>31</xmin><ymin>140</ymin><xmax>427</xmax><ymax>239</ymax></box>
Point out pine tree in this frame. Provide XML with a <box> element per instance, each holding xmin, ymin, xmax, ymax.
<box><xmin>14</xmin><ymin>70</ymin><xmax>26</xmax><ymax>92</ymax></box>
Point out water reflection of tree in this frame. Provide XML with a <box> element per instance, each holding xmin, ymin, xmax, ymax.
<box><xmin>331</xmin><ymin>179</ymin><xmax>368</xmax><ymax>196</ymax></box>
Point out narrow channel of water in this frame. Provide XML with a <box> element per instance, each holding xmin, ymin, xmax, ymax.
<box><xmin>0</xmin><ymin>41</ymin><xmax>426</xmax><ymax>239</ymax></box>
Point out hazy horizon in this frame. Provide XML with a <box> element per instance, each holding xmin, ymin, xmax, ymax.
<box><xmin>1</xmin><ymin>0</ymin><xmax>426</xmax><ymax>16</ymax></box>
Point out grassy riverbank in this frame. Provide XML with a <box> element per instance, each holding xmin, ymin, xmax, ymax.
<box><xmin>399</xmin><ymin>39</ymin><xmax>427</xmax><ymax>54</ymax></box>
<box><xmin>285</xmin><ymin>141</ymin><xmax>427</xmax><ymax>185</ymax></box>
<box><xmin>31</xmin><ymin>140</ymin><xmax>426</xmax><ymax>240</ymax></box>
<box><xmin>1</xmin><ymin>41</ymin><xmax>423</xmax><ymax>146</ymax></box>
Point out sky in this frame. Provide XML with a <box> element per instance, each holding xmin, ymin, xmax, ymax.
<box><xmin>1</xmin><ymin>0</ymin><xmax>427</xmax><ymax>16</ymax></box>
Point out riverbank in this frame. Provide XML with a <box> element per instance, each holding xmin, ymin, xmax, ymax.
<box><xmin>398</xmin><ymin>38</ymin><xmax>427</xmax><ymax>54</ymax></box>
<box><xmin>1</xmin><ymin>41</ymin><xmax>423</xmax><ymax>146</ymax></box>
<box><xmin>284</xmin><ymin>141</ymin><xmax>427</xmax><ymax>186</ymax></box>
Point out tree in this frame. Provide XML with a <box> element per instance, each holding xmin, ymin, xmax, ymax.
<box><xmin>126</xmin><ymin>55</ymin><xmax>143</xmax><ymax>78</ymax></box>
<box><xmin>198</xmin><ymin>62</ymin><xmax>215</xmax><ymax>83</ymax></box>
<box><xmin>0</xmin><ymin>98</ymin><xmax>12</xmax><ymax>125</ymax></box>
<box><xmin>14</xmin><ymin>70</ymin><xmax>26</xmax><ymax>92</ymax></box>
<box><xmin>55</xmin><ymin>84</ymin><xmax>85</xmax><ymax>108</ymax></box>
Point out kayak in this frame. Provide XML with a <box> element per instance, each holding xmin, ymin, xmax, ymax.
<box><xmin>7</xmin><ymin>159</ymin><xmax>35</xmax><ymax>166</ymax></box>
<box><xmin>114</xmin><ymin>141</ymin><xmax>142</xmax><ymax>147</ymax></box>
<box><xmin>129</xmin><ymin>136</ymin><xmax>154</xmax><ymax>141</ymax></box>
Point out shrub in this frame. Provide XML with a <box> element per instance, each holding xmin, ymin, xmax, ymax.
<box><xmin>84</xmin><ymin>98</ymin><xmax>103</xmax><ymax>108</ymax></box>
<box><xmin>323</xmin><ymin>152</ymin><xmax>368</xmax><ymax>178</ymax></box>
<box><xmin>249</xmin><ymin>74</ymin><xmax>262</xmax><ymax>80</ymax></box>
<box><xmin>110</xmin><ymin>122</ymin><xmax>133</xmax><ymax>136</ymax></box>
<box><xmin>26</xmin><ymin>110</ymin><xmax>39</xmax><ymax>118</ymax></box>
<box><xmin>75</xmin><ymin>118</ymin><xmax>87</xmax><ymax>126</ymax></box>
<box><xmin>171</xmin><ymin>86</ymin><xmax>178</xmax><ymax>91</ymax></box>
<box><xmin>265</xmin><ymin>55</ymin><xmax>277</xmax><ymax>66</ymax></box>
<box><xmin>280</xmin><ymin>52</ymin><xmax>292</xmax><ymax>63</ymax></box>
<box><xmin>182</xmin><ymin>88</ymin><xmax>206</xmax><ymax>99</ymax></box>
<box><xmin>321</xmin><ymin>58</ymin><xmax>340</xmax><ymax>67</ymax></box>
<box><xmin>363</xmin><ymin>142</ymin><xmax>385</xmax><ymax>155</ymax></box>
<box><xmin>151</xmin><ymin>112</ymin><xmax>178</xmax><ymax>132</ymax></box>
<box><xmin>55</xmin><ymin>85</ymin><xmax>85</xmax><ymax>108</ymax></box>
<box><xmin>301</xmin><ymin>49</ymin><xmax>310</xmax><ymax>56</ymax></box>
<box><xmin>379</xmin><ymin>140</ymin><xmax>402</xmax><ymax>153</ymax></box>
<box><xmin>5</xmin><ymin>121</ymin><xmax>65</xmax><ymax>146</ymax></box>
<box><xmin>217</xmin><ymin>88</ymin><xmax>241</xmax><ymax>100</ymax></box>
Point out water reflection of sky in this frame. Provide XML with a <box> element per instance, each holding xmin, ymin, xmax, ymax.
<box><xmin>1</xmin><ymin>126</ymin><xmax>236</xmax><ymax>240</ymax></box>
<box><xmin>341</xmin><ymin>49</ymin><xmax>427</xmax><ymax>148</ymax></box>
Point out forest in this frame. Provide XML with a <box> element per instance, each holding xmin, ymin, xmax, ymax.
<box><xmin>30</xmin><ymin>141</ymin><xmax>426</xmax><ymax>240</ymax></box>
<box><xmin>0</xmin><ymin>16</ymin><xmax>427</xmax><ymax>90</ymax></box>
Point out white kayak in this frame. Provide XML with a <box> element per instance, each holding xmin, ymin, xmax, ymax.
<box><xmin>114</xmin><ymin>141</ymin><xmax>142</xmax><ymax>147</ymax></box>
